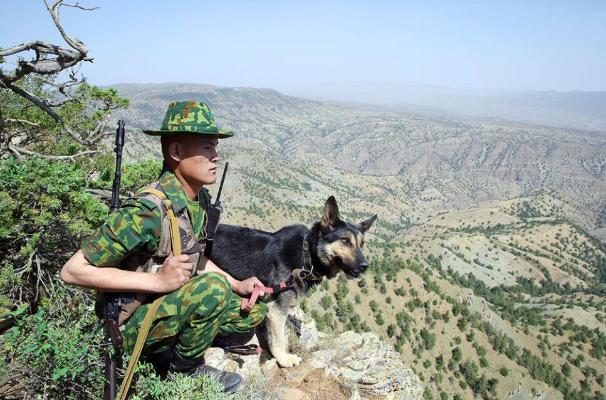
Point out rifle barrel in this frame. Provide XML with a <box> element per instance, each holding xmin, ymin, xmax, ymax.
<box><xmin>110</xmin><ymin>121</ymin><xmax>125</xmax><ymax>212</ymax></box>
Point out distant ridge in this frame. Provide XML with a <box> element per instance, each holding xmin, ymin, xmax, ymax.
<box><xmin>274</xmin><ymin>81</ymin><xmax>606</xmax><ymax>132</ymax></box>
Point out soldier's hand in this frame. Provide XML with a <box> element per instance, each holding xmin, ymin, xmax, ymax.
<box><xmin>156</xmin><ymin>254</ymin><xmax>193</xmax><ymax>292</ymax></box>
<box><xmin>234</xmin><ymin>276</ymin><xmax>264</xmax><ymax>297</ymax></box>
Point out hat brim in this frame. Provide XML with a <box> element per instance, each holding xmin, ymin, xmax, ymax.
<box><xmin>142</xmin><ymin>128</ymin><xmax>234</xmax><ymax>138</ymax></box>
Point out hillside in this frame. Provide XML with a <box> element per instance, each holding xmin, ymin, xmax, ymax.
<box><xmin>304</xmin><ymin>194</ymin><xmax>606</xmax><ymax>400</ymax></box>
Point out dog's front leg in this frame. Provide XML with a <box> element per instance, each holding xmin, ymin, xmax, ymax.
<box><xmin>265</xmin><ymin>301</ymin><xmax>302</xmax><ymax>368</ymax></box>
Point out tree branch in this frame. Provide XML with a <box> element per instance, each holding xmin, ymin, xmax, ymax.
<box><xmin>62</xmin><ymin>2</ymin><xmax>98</xmax><ymax>11</ymax></box>
<box><xmin>0</xmin><ymin>1</ymin><xmax>93</xmax><ymax>84</ymax></box>
<box><xmin>8</xmin><ymin>144</ymin><xmax>97</xmax><ymax>161</ymax></box>
<box><xmin>86</xmin><ymin>188</ymin><xmax>112</xmax><ymax>202</ymax></box>
<box><xmin>0</xmin><ymin>0</ymin><xmax>122</xmax><ymax>160</ymax></box>
<box><xmin>4</xmin><ymin>119</ymin><xmax>41</xmax><ymax>127</ymax></box>
<box><xmin>0</xmin><ymin>79</ymin><xmax>103</xmax><ymax>146</ymax></box>
<box><xmin>44</xmin><ymin>0</ymin><xmax>90</xmax><ymax>55</ymax></box>
<box><xmin>1</xmin><ymin>79</ymin><xmax>62</xmax><ymax>124</ymax></box>
<box><xmin>0</xmin><ymin>41</ymin><xmax>60</xmax><ymax>57</ymax></box>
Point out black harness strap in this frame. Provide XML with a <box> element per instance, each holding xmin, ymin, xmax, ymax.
<box><xmin>277</xmin><ymin>233</ymin><xmax>323</xmax><ymax>294</ymax></box>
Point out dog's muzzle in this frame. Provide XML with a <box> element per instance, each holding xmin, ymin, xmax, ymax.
<box><xmin>360</xmin><ymin>261</ymin><xmax>369</xmax><ymax>272</ymax></box>
<box><xmin>347</xmin><ymin>261</ymin><xmax>368</xmax><ymax>278</ymax></box>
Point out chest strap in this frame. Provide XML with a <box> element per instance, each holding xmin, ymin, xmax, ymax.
<box><xmin>119</xmin><ymin>187</ymin><xmax>181</xmax><ymax>400</ymax></box>
<box><xmin>139</xmin><ymin>188</ymin><xmax>182</xmax><ymax>257</ymax></box>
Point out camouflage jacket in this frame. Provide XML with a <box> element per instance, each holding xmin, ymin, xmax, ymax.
<box><xmin>82</xmin><ymin>170</ymin><xmax>211</xmax><ymax>324</ymax></box>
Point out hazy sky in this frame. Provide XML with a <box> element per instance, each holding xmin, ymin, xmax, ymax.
<box><xmin>2</xmin><ymin>0</ymin><xmax>605</xmax><ymax>91</ymax></box>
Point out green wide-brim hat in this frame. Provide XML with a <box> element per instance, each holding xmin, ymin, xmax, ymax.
<box><xmin>142</xmin><ymin>101</ymin><xmax>234</xmax><ymax>138</ymax></box>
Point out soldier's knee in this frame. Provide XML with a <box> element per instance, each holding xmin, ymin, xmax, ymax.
<box><xmin>257</xmin><ymin>302</ymin><xmax>268</xmax><ymax>318</ymax></box>
<box><xmin>204</xmin><ymin>272</ymin><xmax>231</xmax><ymax>292</ymax></box>
<box><xmin>250</xmin><ymin>302</ymin><xmax>268</xmax><ymax>326</ymax></box>
<box><xmin>192</xmin><ymin>272</ymin><xmax>232</xmax><ymax>307</ymax></box>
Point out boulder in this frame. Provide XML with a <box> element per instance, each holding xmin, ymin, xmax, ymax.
<box><xmin>206</xmin><ymin>308</ymin><xmax>423</xmax><ymax>399</ymax></box>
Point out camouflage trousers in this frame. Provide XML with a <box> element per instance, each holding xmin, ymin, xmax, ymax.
<box><xmin>122</xmin><ymin>272</ymin><xmax>267</xmax><ymax>360</ymax></box>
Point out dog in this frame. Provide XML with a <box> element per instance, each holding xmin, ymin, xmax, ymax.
<box><xmin>210</xmin><ymin>196</ymin><xmax>377</xmax><ymax>368</ymax></box>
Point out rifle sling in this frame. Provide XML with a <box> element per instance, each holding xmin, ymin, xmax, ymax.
<box><xmin>118</xmin><ymin>188</ymin><xmax>181</xmax><ymax>400</ymax></box>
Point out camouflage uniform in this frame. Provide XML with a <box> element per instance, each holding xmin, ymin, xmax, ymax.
<box><xmin>82</xmin><ymin>101</ymin><xmax>266</xmax><ymax>360</ymax></box>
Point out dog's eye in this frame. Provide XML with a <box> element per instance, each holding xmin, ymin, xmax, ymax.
<box><xmin>340</xmin><ymin>238</ymin><xmax>351</xmax><ymax>246</ymax></box>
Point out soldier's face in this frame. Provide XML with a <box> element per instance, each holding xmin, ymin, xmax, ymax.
<box><xmin>177</xmin><ymin>136</ymin><xmax>219</xmax><ymax>186</ymax></box>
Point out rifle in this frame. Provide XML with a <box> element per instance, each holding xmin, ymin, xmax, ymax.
<box><xmin>110</xmin><ymin>120</ymin><xmax>125</xmax><ymax>212</ymax></box>
<box><xmin>203</xmin><ymin>162</ymin><xmax>228</xmax><ymax>259</ymax></box>
<box><xmin>100</xmin><ymin>120</ymin><xmax>125</xmax><ymax>400</ymax></box>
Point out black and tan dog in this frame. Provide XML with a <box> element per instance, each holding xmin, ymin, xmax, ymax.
<box><xmin>210</xmin><ymin>196</ymin><xmax>376</xmax><ymax>367</ymax></box>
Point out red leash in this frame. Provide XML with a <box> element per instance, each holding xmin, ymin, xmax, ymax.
<box><xmin>241</xmin><ymin>283</ymin><xmax>288</xmax><ymax>313</ymax></box>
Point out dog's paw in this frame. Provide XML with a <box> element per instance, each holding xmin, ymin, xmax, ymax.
<box><xmin>275</xmin><ymin>352</ymin><xmax>302</xmax><ymax>368</ymax></box>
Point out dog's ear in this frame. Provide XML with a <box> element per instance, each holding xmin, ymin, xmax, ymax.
<box><xmin>321</xmin><ymin>196</ymin><xmax>340</xmax><ymax>229</ymax></box>
<box><xmin>359</xmin><ymin>214</ymin><xmax>377</xmax><ymax>233</ymax></box>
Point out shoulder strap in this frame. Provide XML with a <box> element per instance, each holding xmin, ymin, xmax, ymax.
<box><xmin>118</xmin><ymin>295</ymin><xmax>164</xmax><ymax>400</ymax></box>
<box><xmin>139</xmin><ymin>188</ymin><xmax>181</xmax><ymax>257</ymax></box>
<box><xmin>119</xmin><ymin>187</ymin><xmax>183</xmax><ymax>399</ymax></box>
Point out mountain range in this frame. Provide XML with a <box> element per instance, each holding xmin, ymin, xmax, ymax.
<box><xmin>275</xmin><ymin>81</ymin><xmax>606</xmax><ymax>132</ymax></box>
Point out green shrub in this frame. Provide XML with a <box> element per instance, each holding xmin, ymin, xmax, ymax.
<box><xmin>561</xmin><ymin>362</ymin><xmax>571</xmax><ymax>377</ymax></box>
<box><xmin>320</xmin><ymin>294</ymin><xmax>333</xmax><ymax>308</ymax></box>
<box><xmin>420</xmin><ymin>328</ymin><xmax>436</xmax><ymax>350</ymax></box>
<box><xmin>452</xmin><ymin>347</ymin><xmax>462</xmax><ymax>362</ymax></box>
<box><xmin>94</xmin><ymin>159</ymin><xmax>163</xmax><ymax>194</ymax></box>
<box><xmin>0</xmin><ymin>157</ymin><xmax>107</xmax><ymax>308</ymax></box>
<box><xmin>131</xmin><ymin>363</ymin><xmax>226</xmax><ymax>400</ymax></box>
<box><xmin>0</xmin><ymin>286</ymin><xmax>104</xmax><ymax>399</ymax></box>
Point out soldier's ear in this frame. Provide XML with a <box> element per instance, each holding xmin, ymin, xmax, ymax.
<box><xmin>169</xmin><ymin>142</ymin><xmax>182</xmax><ymax>162</ymax></box>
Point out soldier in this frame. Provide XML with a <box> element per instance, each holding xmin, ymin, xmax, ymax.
<box><xmin>61</xmin><ymin>101</ymin><xmax>267</xmax><ymax>393</ymax></box>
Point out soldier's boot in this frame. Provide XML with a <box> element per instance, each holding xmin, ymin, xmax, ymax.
<box><xmin>169</xmin><ymin>349</ymin><xmax>243</xmax><ymax>394</ymax></box>
<box><xmin>144</xmin><ymin>349</ymin><xmax>173</xmax><ymax>378</ymax></box>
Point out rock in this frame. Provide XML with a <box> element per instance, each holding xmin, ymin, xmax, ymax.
<box><xmin>336</xmin><ymin>332</ymin><xmax>423</xmax><ymax>399</ymax></box>
<box><xmin>235</xmin><ymin>351</ymin><xmax>265</xmax><ymax>379</ymax></box>
<box><xmin>288</xmin><ymin>307</ymin><xmax>326</xmax><ymax>351</ymax></box>
<box><xmin>278</xmin><ymin>387</ymin><xmax>310</xmax><ymax>400</ymax></box>
<box><xmin>262</xmin><ymin>358</ymin><xmax>278</xmax><ymax>373</ymax></box>
<box><xmin>349</xmin><ymin>388</ymin><xmax>362</xmax><ymax>400</ymax></box>
<box><xmin>203</xmin><ymin>347</ymin><xmax>240</xmax><ymax>373</ymax></box>
<box><xmin>336</xmin><ymin>331</ymin><xmax>364</xmax><ymax>353</ymax></box>
<box><xmin>204</xmin><ymin>312</ymin><xmax>423</xmax><ymax>400</ymax></box>
<box><xmin>306</xmin><ymin>330</ymin><xmax>423</xmax><ymax>399</ymax></box>
<box><xmin>203</xmin><ymin>347</ymin><xmax>225</xmax><ymax>368</ymax></box>
<box><xmin>309</xmin><ymin>348</ymin><xmax>337</xmax><ymax>369</ymax></box>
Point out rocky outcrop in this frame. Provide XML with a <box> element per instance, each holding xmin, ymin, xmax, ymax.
<box><xmin>204</xmin><ymin>308</ymin><xmax>424</xmax><ymax>400</ymax></box>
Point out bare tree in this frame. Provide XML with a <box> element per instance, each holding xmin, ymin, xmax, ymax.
<box><xmin>0</xmin><ymin>0</ymin><xmax>126</xmax><ymax>160</ymax></box>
